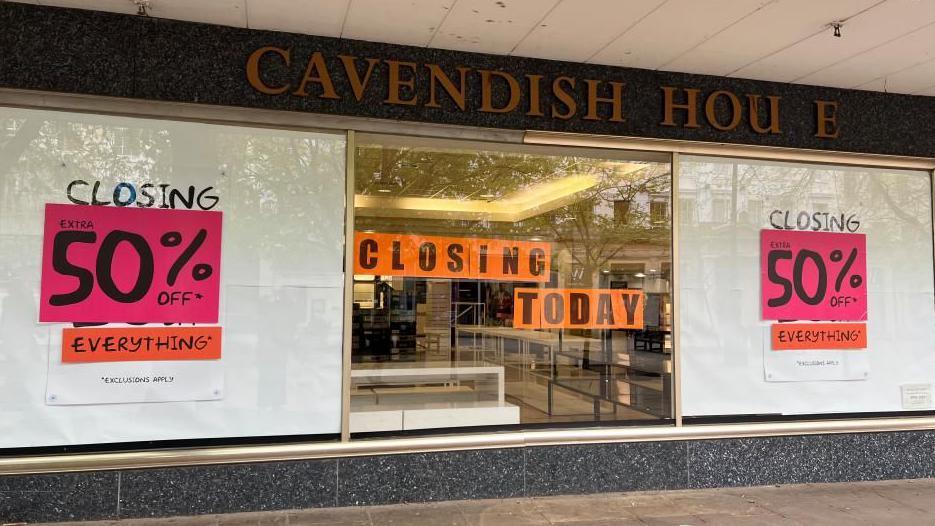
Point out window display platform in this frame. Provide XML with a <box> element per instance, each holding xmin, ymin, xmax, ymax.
<box><xmin>349</xmin><ymin>362</ymin><xmax>519</xmax><ymax>432</ymax></box>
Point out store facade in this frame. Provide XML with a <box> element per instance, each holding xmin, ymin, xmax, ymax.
<box><xmin>2</xmin><ymin>2</ymin><xmax>935</xmax><ymax>522</ymax></box>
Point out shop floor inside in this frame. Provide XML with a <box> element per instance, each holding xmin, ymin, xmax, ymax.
<box><xmin>32</xmin><ymin>478</ymin><xmax>935</xmax><ymax>525</ymax></box>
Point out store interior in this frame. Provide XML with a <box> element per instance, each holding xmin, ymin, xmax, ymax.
<box><xmin>349</xmin><ymin>136</ymin><xmax>673</xmax><ymax>433</ymax></box>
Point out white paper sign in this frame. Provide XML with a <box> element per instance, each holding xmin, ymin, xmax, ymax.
<box><xmin>762</xmin><ymin>330</ymin><xmax>869</xmax><ymax>382</ymax></box>
<box><xmin>901</xmin><ymin>384</ymin><xmax>932</xmax><ymax>410</ymax></box>
<box><xmin>46</xmin><ymin>358</ymin><xmax>223</xmax><ymax>405</ymax></box>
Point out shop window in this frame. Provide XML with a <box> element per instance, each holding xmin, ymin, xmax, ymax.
<box><xmin>711</xmin><ymin>197</ymin><xmax>730</xmax><ymax>223</ymax></box>
<box><xmin>0</xmin><ymin>107</ymin><xmax>346</xmax><ymax>449</ymax></box>
<box><xmin>679</xmin><ymin>197</ymin><xmax>696</xmax><ymax>224</ymax></box>
<box><xmin>650</xmin><ymin>200</ymin><xmax>668</xmax><ymax>225</ymax></box>
<box><xmin>679</xmin><ymin>156</ymin><xmax>935</xmax><ymax>417</ymax></box>
<box><xmin>350</xmin><ymin>136</ymin><xmax>673</xmax><ymax>433</ymax></box>
<box><xmin>613</xmin><ymin>199</ymin><xmax>631</xmax><ymax>224</ymax></box>
<box><xmin>3</xmin><ymin>118</ymin><xmax>21</xmax><ymax>137</ymax></box>
<box><xmin>746</xmin><ymin>199</ymin><xmax>763</xmax><ymax>225</ymax></box>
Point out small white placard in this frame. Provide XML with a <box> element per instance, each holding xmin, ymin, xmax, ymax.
<box><xmin>46</xmin><ymin>359</ymin><xmax>223</xmax><ymax>405</ymax></box>
<box><xmin>901</xmin><ymin>383</ymin><xmax>932</xmax><ymax>410</ymax></box>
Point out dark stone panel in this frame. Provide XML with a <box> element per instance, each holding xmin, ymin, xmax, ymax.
<box><xmin>836</xmin><ymin>431</ymin><xmax>935</xmax><ymax>482</ymax></box>
<box><xmin>687</xmin><ymin>434</ymin><xmax>846</xmax><ymax>488</ymax></box>
<box><xmin>0</xmin><ymin>2</ymin><xmax>137</xmax><ymax>97</ymax></box>
<box><xmin>336</xmin><ymin>448</ymin><xmax>525</xmax><ymax>506</ymax></box>
<box><xmin>524</xmin><ymin>441</ymin><xmax>689</xmax><ymax>496</ymax></box>
<box><xmin>687</xmin><ymin>431</ymin><xmax>935</xmax><ymax>489</ymax></box>
<box><xmin>0</xmin><ymin>471</ymin><xmax>118</xmax><ymax>522</ymax></box>
<box><xmin>118</xmin><ymin>459</ymin><xmax>336</xmax><ymax>518</ymax></box>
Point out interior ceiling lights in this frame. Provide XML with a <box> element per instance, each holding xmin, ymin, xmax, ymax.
<box><xmin>355</xmin><ymin>163</ymin><xmax>647</xmax><ymax>221</ymax></box>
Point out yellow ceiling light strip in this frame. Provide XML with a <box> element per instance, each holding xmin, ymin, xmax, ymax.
<box><xmin>355</xmin><ymin>174</ymin><xmax>597</xmax><ymax>222</ymax></box>
<box><xmin>355</xmin><ymin>164</ymin><xmax>647</xmax><ymax>222</ymax></box>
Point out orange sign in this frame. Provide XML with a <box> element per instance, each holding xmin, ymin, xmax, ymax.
<box><xmin>354</xmin><ymin>232</ymin><xmax>550</xmax><ymax>281</ymax></box>
<box><xmin>771</xmin><ymin>323</ymin><xmax>867</xmax><ymax>350</ymax></box>
<box><xmin>513</xmin><ymin>288</ymin><xmax>644</xmax><ymax>329</ymax></box>
<box><xmin>62</xmin><ymin>326</ymin><xmax>222</xmax><ymax>363</ymax></box>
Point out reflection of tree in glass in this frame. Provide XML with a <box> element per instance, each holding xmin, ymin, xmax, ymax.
<box><xmin>355</xmin><ymin>144</ymin><xmax>671</xmax><ymax>287</ymax></box>
<box><xmin>221</xmin><ymin>133</ymin><xmax>346</xmax><ymax>282</ymax></box>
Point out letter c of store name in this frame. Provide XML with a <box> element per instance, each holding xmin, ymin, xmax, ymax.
<box><xmin>246</xmin><ymin>46</ymin><xmax>292</xmax><ymax>95</ymax></box>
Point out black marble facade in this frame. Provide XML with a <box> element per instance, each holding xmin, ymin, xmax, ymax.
<box><xmin>2</xmin><ymin>2</ymin><xmax>935</xmax><ymax>158</ymax></box>
<box><xmin>5</xmin><ymin>431</ymin><xmax>935</xmax><ymax>522</ymax></box>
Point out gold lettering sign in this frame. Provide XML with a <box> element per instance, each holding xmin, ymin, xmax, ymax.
<box><xmin>245</xmin><ymin>48</ymin><xmax>837</xmax><ymax>139</ymax></box>
<box><xmin>815</xmin><ymin>100</ymin><xmax>839</xmax><ymax>138</ymax></box>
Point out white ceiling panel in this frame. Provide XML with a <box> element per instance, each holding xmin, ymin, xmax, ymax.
<box><xmin>662</xmin><ymin>0</ymin><xmax>879</xmax><ymax>77</ymax></box>
<box><xmin>588</xmin><ymin>0</ymin><xmax>772</xmax><ymax>70</ymax></box>
<box><xmin>912</xmin><ymin>83</ymin><xmax>935</xmax><ymax>97</ymax></box>
<box><xmin>797</xmin><ymin>22</ymin><xmax>935</xmax><ymax>89</ymax></box>
<box><xmin>733</xmin><ymin>1</ymin><xmax>935</xmax><ymax>83</ymax></box>
<box><xmin>35</xmin><ymin>0</ymin><xmax>137</xmax><ymax>15</ymax></box>
<box><xmin>343</xmin><ymin>0</ymin><xmax>454</xmax><ymax>47</ymax></box>
<box><xmin>429</xmin><ymin>0</ymin><xmax>559</xmax><ymax>54</ymax></box>
<box><xmin>856</xmin><ymin>57</ymin><xmax>935</xmax><ymax>94</ymax></box>
<box><xmin>511</xmin><ymin>0</ymin><xmax>666</xmax><ymax>63</ymax></box>
<box><xmin>144</xmin><ymin>0</ymin><xmax>246</xmax><ymax>27</ymax></box>
<box><xmin>247</xmin><ymin>0</ymin><xmax>348</xmax><ymax>37</ymax></box>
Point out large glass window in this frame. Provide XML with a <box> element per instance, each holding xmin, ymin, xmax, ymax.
<box><xmin>350</xmin><ymin>136</ymin><xmax>673</xmax><ymax>433</ymax></box>
<box><xmin>0</xmin><ymin>108</ymin><xmax>346</xmax><ymax>449</ymax></box>
<box><xmin>679</xmin><ymin>156</ymin><xmax>935</xmax><ymax>418</ymax></box>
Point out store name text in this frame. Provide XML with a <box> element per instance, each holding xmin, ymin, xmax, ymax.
<box><xmin>246</xmin><ymin>48</ymin><xmax>840</xmax><ymax>139</ymax></box>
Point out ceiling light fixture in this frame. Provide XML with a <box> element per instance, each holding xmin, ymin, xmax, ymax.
<box><xmin>830</xmin><ymin>21</ymin><xmax>842</xmax><ymax>38</ymax></box>
<box><xmin>134</xmin><ymin>0</ymin><xmax>151</xmax><ymax>16</ymax></box>
<box><xmin>355</xmin><ymin>173</ymin><xmax>606</xmax><ymax>222</ymax></box>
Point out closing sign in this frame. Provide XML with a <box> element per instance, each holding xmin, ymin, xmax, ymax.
<box><xmin>354</xmin><ymin>232</ymin><xmax>551</xmax><ymax>281</ymax></box>
<box><xmin>513</xmin><ymin>288</ymin><xmax>644</xmax><ymax>329</ymax></box>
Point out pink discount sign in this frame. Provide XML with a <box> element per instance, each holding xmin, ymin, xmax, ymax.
<box><xmin>40</xmin><ymin>203</ymin><xmax>222</xmax><ymax>323</ymax></box>
<box><xmin>761</xmin><ymin>229</ymin><xmax>867</xmax><ymax>321</ymax></box>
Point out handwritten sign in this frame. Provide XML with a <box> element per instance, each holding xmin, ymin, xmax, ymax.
<box><xmin>761</xmin><ymin>229</ymin><xmax>867</xmax><ymax>321</ymax></box>
<box><xmin>354</xmin><ymin>232</ymin><xmax>550</xmax><ymax>281</ymax></box>
<box><xmin>771</xmin><ymin>323</ymin><xmax>867</xmax><ymax>350</ymax></box>
<box><xmin>39</xmin><ymin>204</ymin><xmax>222</xmax><ymax>323</ymax></box>
<box><xmin>61</xmin><ymin>326</ymin><xmax>222</xmax><ymax>363</ymax></box>
<box><xmin>513</xmin><ymin>288</ymin><xmax>644</xmax><ymax>330</ymax></box>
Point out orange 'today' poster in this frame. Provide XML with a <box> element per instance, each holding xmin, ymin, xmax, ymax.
<box><xmin>61</xmin><ymin>326</ymin><xmax>222</xmax><ymax>363</ymax></box>
<box><xmin>513</xmin><ymin>288</ymin><xmax>644</xmax><ymax>330</ymax></box>
<box><xmin>770</xmin><ymin>323</ymin><xmax>867</xmax><ymax>350</ymax></box>
<box><xmin>354</xmin><ymin>232</ymin><xmax>551</xmax><ymax>281</ymax></box>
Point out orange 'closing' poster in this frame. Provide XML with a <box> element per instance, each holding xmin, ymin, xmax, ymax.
<box><xmin>354</xmin><ymin>232</ymin><xmax>551</xmax><ymax>281</ymax></box>
<box><xmin>513</xmin><ymin>288</ymin><xmax>644</xmax><ymax>330</ymax></box>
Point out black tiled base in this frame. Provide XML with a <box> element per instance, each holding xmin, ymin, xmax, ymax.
<box><xmin>118</xmin><ymin>460</ymin><xmax>337</xmax><ymax>518</ymax></box>
<box><xmin>0</xmin><ymin>471</ymin><xmax>118</xmax><ymax>522</ymax></box>
<box><xmin>525</xmin><ymin>441</ymin><xmax>689</xmax><ymax>496</ymax></box>
<box><xmin>5</xmin><ymin>431</ymin><xmax>935</xmax><ymax>522</ymax></box>
<box><xmin>336</xmin><ymin>448</ymin><xmax>525</xmax><ymax>506</ymax></box>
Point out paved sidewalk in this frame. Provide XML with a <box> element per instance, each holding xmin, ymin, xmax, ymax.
<box><xmin>36</xmin><ymin>478</ymin><xmax>935</xmax><ymax>525</ymax></box>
